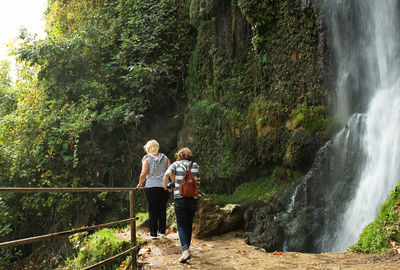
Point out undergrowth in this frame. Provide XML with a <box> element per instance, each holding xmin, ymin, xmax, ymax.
<box><xmin>64</xmin><ymin>227</ymin><xmax>144</xmax><ymax>270</ymax></box>
<box><xmin>205</xmin><ymin>176</ymin><xmax>280</xmax><ymax>204</ymax></box>
<box><xmin>136</xmin><ymin>212</ymin><xmax>149</xmax><ymax>228</ymax></box>
<box><xmin>350</xmin><ymin>184</ymin><xmax>400</xmax><ymax>254</ymax></box>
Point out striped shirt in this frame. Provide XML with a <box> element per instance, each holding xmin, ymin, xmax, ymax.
<box><xmin>165</xmin><ymin>160</ymin><xmax>200</xmax><ymax>199</ymax></box>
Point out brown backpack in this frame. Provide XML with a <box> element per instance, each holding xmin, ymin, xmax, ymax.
<box><xmin>179</xmin><ymin>162</ymin><xmax>198</xmax><ymax>197</ymax></box>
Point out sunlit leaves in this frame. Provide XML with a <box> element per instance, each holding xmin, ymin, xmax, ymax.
<box><xmin>0</xmin><ymin>0</ymin><xmax>191</xmax><ymax>265</ymax></box>
<box><xmin>0</xmin><ymin>61</ymin><xmax>16</xmax><ymax>117</ymax></box>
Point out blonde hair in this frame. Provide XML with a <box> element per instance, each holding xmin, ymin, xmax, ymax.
<box><xmin>144</xmin><ymin>140</ymin><xmax>159</xmax><ymax>155</ymax></box>
<box><xmin>175</xmin><ymin>147</ymin><xmax>193</xmax><ymax>161</ymax></box>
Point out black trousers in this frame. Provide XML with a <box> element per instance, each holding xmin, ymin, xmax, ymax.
<box><xmin>145</xmin><ymin>187</ymin><xmax>169</xmax><ymax>236</ymax></box>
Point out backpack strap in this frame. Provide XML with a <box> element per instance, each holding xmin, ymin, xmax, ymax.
<box><xmin>183</xmin><ymin>161</ymin><xmax>193</xmax><ymax>172</ymax></box>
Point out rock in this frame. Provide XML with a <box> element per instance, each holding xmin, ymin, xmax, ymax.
<box><xmin>243</xmin><ymin>201</ymin><xmax>285</xmax><ymax>252</ymax></box>
<box><xmin>219</xmin><ymin>203</ymin><xmax>244</xmax><ymax>233</ymax></box>
<box><xmin>243</xmin><ymin>201</ymin><xmax>266</xmax><ymax>232</ymax></box>
<box><xmin>192</xmin><ymin>198</ymin><xmax>244</xmax><ymax>238</ymax></box>
<box><xmin>284</xmin><ymin>128</ymin><xmax>329</xmax><ymax>172</ymax></box>
<box><xmin>246</xmin><ymin>217</ymin><xmax>284</xmax><ymax>251</ymax></box>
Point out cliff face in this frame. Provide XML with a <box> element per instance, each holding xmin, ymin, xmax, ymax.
<box><xmin>181</xmin><ymin>0</ymin><xmax>331</xmax><ymax>193</ymax></box>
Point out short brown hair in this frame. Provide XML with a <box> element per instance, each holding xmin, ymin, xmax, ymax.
<box><xmin>175</xmin><ymin>147</ymin><xmax>193</xmax><ymax>161</ymax></box>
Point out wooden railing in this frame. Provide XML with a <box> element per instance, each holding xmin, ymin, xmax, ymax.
<box><xmin>0</xmin><ymin>187</ymin><xmax>144</xmax><ymax>270</ymax></box>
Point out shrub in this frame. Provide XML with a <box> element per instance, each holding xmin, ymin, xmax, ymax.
<box><xmin>65</xmin><ymin>228</ymin><xmax>130</xmax><ymax>269</ymax></box>
<box><xmin>350</xmin><ymin>184</ymin><xmax>400</xmax><ymax>254</ymax></box>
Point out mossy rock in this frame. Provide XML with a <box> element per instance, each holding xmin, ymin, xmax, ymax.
<box><xmin>290</xmin><ymin>105</ymin><xmax>330</xmax><ymax>133</ymax></box>
<box><xmin>284</xmin><ymin>127</ymin><xmax>328</xmax><ymax>171</ymax></box>
<box><xmin>193</xmin><ymin>198</ymin><xmax>244</xmax><ymax>238</ymax></box>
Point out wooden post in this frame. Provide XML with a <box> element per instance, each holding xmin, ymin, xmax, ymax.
<box><xmin>129</xmin><ymin>191</ymin><xmax>137</xmax><ymax>269</ymax></box>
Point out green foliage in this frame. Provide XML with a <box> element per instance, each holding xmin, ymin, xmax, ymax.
<box><xmin>0</xmin><ymin>0</ymin><xmax>193</xmax><ymax>266</ymax></box>
<box><xmin>0</xmin><ymin>61</ymin><xmax>16</xmax><ymax>117</ymax></box>
<box><xmin>350</xmin><ymin>185</ymin><xmax>400</xmax><ymax>254</ymax></box>
<box><xmin>237</xmin><ymin>0</ymin><xmax>280</xmax><ymax>31</ymax></box>
<box><xmin>0</xmin><ymin>194</ymin><xmax>22</xmax><ymax>269</ymax></box>
<box><xmin>247</xmin><ymin>98</ymin><xmax>290</xmax><ymax>164</ymax></box>
<box><xmin>65</xmin><ymin>229</ymin><xmax>130</xmax><ymax>269</ymax></box>
<box><xmin>167</xmin><ymin>204</ymin><xmax>177</xmax><ymax>232</ymax></box>
<box><xmin>205</xmin><ymin>174</ymin><xmax>281</xmax><ymax>204</ymax></box>
<box><xmin>291</xmin><ymin>103</ymin><xmax>330</xmax><ymax>133</ymax></box>
<box><xmin>189</xmin><ymin>0</ymin><xmax>217</xmax><ymax>25</ymax></box>
<box><xmin>184</xmin><ymin>0</ymin><xmax>326</xmax><ymax>194</ymax></box>
<box><xmin>136</xmin><ymin>212</ymin><xmax>149</xmax><ymax>228</ymax></box>
<box><xmin>188</xmin><ymin>99</ymin><xmax>255</xmax><ymax>193</ymax></box>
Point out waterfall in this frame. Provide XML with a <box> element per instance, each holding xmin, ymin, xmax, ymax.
<box><xmin>249</xmin><ymin>0</ymin><xmax>400</xmax><ymax>253</ymax></box>
<box><xmin>321</xmin><ymin>0</ymin><xmax>400</xmax><ymax>251</ymax></box>
<box><xmin>279</xmin><ymin>113</ymin><xmax>366</xmax><ymax>252</ymax></box>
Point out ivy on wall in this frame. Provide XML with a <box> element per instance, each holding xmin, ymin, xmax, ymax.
<box><xmin>184</xmin><ymin>0</ymin><xmax>329</xmax><ymax>193</ymax></box>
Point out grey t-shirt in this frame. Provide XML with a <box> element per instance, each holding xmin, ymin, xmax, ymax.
<box><xmin>142</xmin><ymin>153</ymin><xmax>168</xmax><ymax>188</ymax></box>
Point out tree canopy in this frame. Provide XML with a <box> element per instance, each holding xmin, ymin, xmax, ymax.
<box><xmin>0</xmin><ymin>0</ymin><xmax>192</xmax><ymax>266</ymax></box>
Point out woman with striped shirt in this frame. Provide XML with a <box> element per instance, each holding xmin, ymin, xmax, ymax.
<box><xmin>163</xmin><ymin>147</ymin><xmax>200</xmax><ymax>263</ymax></box>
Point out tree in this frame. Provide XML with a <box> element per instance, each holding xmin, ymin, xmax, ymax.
<box><xmin>0</xmin><ymin>0</ymin><xmax>192</xmax><ymax>266</ymax></box>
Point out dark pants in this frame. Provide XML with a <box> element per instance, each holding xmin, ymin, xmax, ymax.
<box><xmin>145</xmin><ymin>187</ymin><xmax>169</xmax><ymax>237</ymax></box>
<box><xmin>174</xmin><ymin>197</ymin><xmax>197</xmax><ymax>250</ymax></box>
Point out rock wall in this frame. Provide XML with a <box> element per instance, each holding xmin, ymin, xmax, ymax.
<box><xmin>182</xmin><ymin>0</ymin><xmax>331</xmax><ymax>193</ymax></box>
<box><xmin>179</xmin><ymin>0</ymin><xmax>345</xmax><ymax>252</ymax></box>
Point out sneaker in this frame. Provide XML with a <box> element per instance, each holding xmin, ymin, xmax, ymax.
<box><xmin>150</xmin><ymin>235</ymin><xmax>159</xmax><ymax>240</ymax></box>
<box><xmin>178</xmin><ymin>249</ymin><xmax>191</xmax><ymax>263</ymax></box>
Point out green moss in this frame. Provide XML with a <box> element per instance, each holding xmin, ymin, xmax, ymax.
<box><xmin>189</xmin><ymin>0</ymin><xmax>216</xmax><ymax>25</ymax></box>
<box><xmin>350</xmin><ymin>184</ymin><xmax>400</xmax><ymax>254</ymax></box>
<box><xmin>136</xmin><ymin>212</ymin><xmax>148</xmax><ymax>227</ymax></box>
<box><xmin>65</xmin><ymin>228</ymin><xmax>131</xmax><ymax>269</ymax></box>
<box><xmin>188</xmin><ymin>99</ymin><xmax>255</xmax><ymax>193</ymax></box>
<box><xmin>291</xmin><ymin>104</ymin><xmax>330</xmax><ymax>133</ymax></box>
<box><xmin>205</xmin><ymin>176</ymin><xmax>280</xmax><ymax>204</ymax></box>
<box><xmin>248</xmin><ymin>97</ymin><xmax>289</xmax><ymax>128</ymax></box>
<box><xmin>167</xmin><ymin>204</ymin><xmax>177</xmax><ymax>231</ymax></box>
<box><xmin>184</xmin><ymin>0</ymin><xmax>326</xmax><ymax>194</ymax></box>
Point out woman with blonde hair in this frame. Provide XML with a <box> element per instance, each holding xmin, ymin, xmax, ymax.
<box><xmin>137</xmin><ymin>139</ymin><xmax>170</xmax><ymax>239</ymax></box>
<box><xmin>163</xmin><ymin>147</ymin><xmax>200</xmax><ymax>263</ymax></box>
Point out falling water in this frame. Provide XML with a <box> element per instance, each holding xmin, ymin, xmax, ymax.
<box><xmin>322</xmin><ymin>0</ymin><xmax>400</xmax><ymax>251</ymax></box>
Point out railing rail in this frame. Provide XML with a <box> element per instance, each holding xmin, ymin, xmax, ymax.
<box><xmin>0</xmin><ymin>187</ymin><xmax>138</xmax><ymax>193</ymax></box>
<box><xmin>0</xmin><ymin>218</ymin><xmax>136</xmax><ymax>249</ymax></box>
<box><xmin>0</xmin><ymin>187</ymin><xmax>144</xmax><ymax>269</ymax></box>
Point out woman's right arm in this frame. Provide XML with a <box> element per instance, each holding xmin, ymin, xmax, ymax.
<box><xmin>163</xmin><ymin>162</ymin><xmax>175</xmax><ymax>190</ymax></box>
<box><xmin>136</xmin><ymin>157</ymin><xmax>149</xmax><ymax>188</ymax></box>
<box><xmin>166</xmin><ymin>159</ymin><xmax>175</xmax><ymax>182</ymax></box>
<box><xmin>163</xmin><ymin>172</ymin><xmax>170</xmax><ymax>191</ymax></box>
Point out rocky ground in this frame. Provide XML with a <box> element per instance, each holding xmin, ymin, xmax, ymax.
<box><xmin>128</xmin><ymin>229</ymin><xmax>400</xmax><ymax>270</ymax></box>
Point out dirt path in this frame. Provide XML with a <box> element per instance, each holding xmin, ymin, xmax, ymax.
<box><xmin>132</xmin><ymin>230</ymin><xmax>400</xmax><ymax>270</ymax></box>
